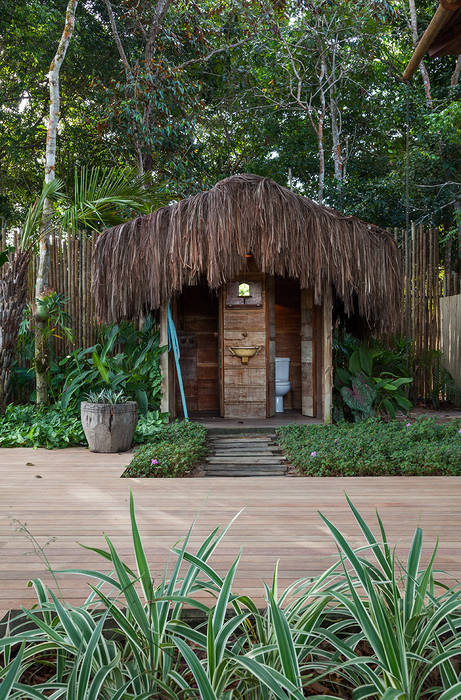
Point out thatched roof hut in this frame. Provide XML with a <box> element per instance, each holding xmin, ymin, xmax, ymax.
<box><xmin>92</xmin><ymin>174</ymin><xmax>402</xmax><ymax>423</ymax></box>
<box><xmin>92</xmin><ymin>173</ymin><xmax>401</xmax><ymax>332</ymax></box>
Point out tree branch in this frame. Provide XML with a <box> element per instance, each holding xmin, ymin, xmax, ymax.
<box><xmin>104</xmin><ymin>0</ymin><xmax>133</xmax><ymax>80</ymax></box>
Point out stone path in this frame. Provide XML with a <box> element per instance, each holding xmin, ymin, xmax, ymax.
<box><xmin>203</xmin><ymin>432</ymin><xmax>288</xmax><ymax>477</ymax></box>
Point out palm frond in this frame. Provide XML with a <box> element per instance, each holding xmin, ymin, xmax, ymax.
<box><xmin>20</xmin><ymin>179</ymin><xmax>64</xmax><ymax>250</ymax></box>
<box><xmin>59</xmin><ymin>167</ymin><xmax>172</xmax><ymax>233</ymax></box>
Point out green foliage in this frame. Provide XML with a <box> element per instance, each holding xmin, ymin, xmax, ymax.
<box><xmin>340</xmin><ymin>376</ymin><xmax>376</xmax><ymax>420</ymax></box>
<box><xmin>334</xmin><ymin>334</ymin><xmax>413</xmax><ymax>421</ymax></box>
<box><xmin>122</xmin><ymin>421</ymin><xmax>208</xmax><ymax>478</ymax></box>
<box><xmin>84</xmin><ymin>389</ymin><xmax>129</xmax><ymax>404</ymax></box>
<box><xmin>61</xmin><ymin>318</ymin><xmax>165</xmax><ymax>413</ymax></box>
<box><xmin>0</xmin><ymin>245</ymin><xmax>15</xmax><ymax>268</ymax></box>
<box><xmin>277</xmin><ymin>418</ymin><xmax>461</xmax><ymax>476</ymax></box>
<box><xmin>0</xmin><ymin>404</ymin><xmax>85</xmax><ymax>449</ymax></box>
<box><xmin>3</xmin><ymin>497</ymin><xmax>461</xmax><ymax>698</ymax></box>
<box><xmin>0</xmin><ymin>405</ymin><xmax>168</xmax><ymax>449</ymax></box>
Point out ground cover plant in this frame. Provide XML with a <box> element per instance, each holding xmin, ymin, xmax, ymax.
<box><xmin>2</xmin><ymin>496</ymin><xmax>461</xmax><ymax>698</ymax></box>
<box><xmin>0</xmin><ymin>405</ymin><xmax>168</xmax><ymax>449</ymax></box>
<box><xmin>277</xmin><ymin>418</ymin><xmax>461</xmax><ymax>477</ymax></box>
<box><xmin>121</xmin><ymin>420</ymin><xmax>208</xmax><ymax>478</ymax></box>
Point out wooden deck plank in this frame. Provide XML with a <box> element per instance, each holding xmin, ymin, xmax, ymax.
<box><xmin>1</xmin><ymin>446</ymin><xmax>461</xmax><ymax>617</ymax></box>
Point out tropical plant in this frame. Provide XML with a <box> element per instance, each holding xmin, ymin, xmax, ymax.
<box><xmin>84</xmin><ymin>388</ymin><xmax>129</xmax><ymax>404</ymax></box>
<box><xmin>334</xmin><ymin>334</ymin><xmax>413</xmax><ymax>421</ymax></box>
<box><xmin>0</xmin><ymin>405</ymin><xmax>168</xmax><ymax>449</ymax></box>
<box><xmin>61</xmin><ymin>319</ymin><xmax>166</xmax><ymax>413</ymax></box>
<box><xmin>2</xmin><ymin>498</ymin><xmax>461</xmax><ymax>698</ymax></box>
<box><xmin>0</xmin><ymin>170</ymin><xmax>171</xmax><ymax>409</ymax></box>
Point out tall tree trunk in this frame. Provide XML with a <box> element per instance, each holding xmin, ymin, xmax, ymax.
<box><xmin>454</xmin><ymin>200</ymin><xmax>461</xmax><ymax>274</ymax></box>
<box><xmin>313</xmin><ymin>55</ymin><xmax>327</xmax><ymax>203</ymax></box>
<box><xmin>35</xmin><ymin>0</ymin><xmax>78</xmax><ymax>405</ymax></box>
<box><xmin>0</xmin><ymin>251</ymin><xmax>31</xmax><ymax>411</ymax></box>
<box><xmin>450</xmin><ymin>55</ymin><xmax>461</xmax><ymax>93</ymax></box>
<box><xmin>329</xmin><ymin>90</ymin><xmax>342</xmax><ymax>189</ymax></box>
<box><xmin>408</xmin><ymin>0</ymin><xmax>433</xmax><ymax>108</ymax></box>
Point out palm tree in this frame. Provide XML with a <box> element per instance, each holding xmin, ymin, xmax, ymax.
<box><xmin>0</xmin><ymin>167</ymin><xmax>171</xmax><ymax>410</ymax></box>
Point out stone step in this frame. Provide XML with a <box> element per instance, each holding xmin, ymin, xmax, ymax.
<box><xmin>206</xmin><ymin>456</ymin><xmax>286</xmax><ymax>464</ymax></box>
<box><xmin>205</xmin><ymin>470</ymin><xmax>287</xmax><ymax>477</ymax></box>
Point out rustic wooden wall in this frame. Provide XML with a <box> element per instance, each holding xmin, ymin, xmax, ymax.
<box><xmin>176</xmin><ymin>285</ymin><xmax>220</xmax><ymax>416</ymax></box>
<box><xmin>222</xmin><ymin>272</ymin><xmax>267</xmax><ymax>419</ymax></box>
<box><xmin>274</xmin><ymin>279</ymin><xmax>301</xmax><ymax>411</ymax></box>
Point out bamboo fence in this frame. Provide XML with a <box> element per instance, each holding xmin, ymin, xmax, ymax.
<box><xmin>1</xmin><ymin>224</ymin><xmax>460</xmax><ymax>403</ymax></box>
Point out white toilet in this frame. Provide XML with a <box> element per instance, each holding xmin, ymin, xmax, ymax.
<box><xmin>275</xmin><ymin>357</ymin><xmax>291</xmax><ymax>413</ymax></box>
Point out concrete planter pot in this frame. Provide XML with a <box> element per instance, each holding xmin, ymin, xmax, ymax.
<box><xmin>81</xmin><ymin>401</ymin><xmax>138</xmax><ymax>453</ymax></box>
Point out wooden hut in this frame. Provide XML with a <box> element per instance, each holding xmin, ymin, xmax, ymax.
<box><xmin>92</xmin><ymin>174</ymin><xmax>401</xmax><ymax>422</ymax></box>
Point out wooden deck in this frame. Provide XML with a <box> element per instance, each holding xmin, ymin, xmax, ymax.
<box><xmin>1</xmin><ymin>446</ymin><xmax>461</xmax><ymax>618</ymax></box>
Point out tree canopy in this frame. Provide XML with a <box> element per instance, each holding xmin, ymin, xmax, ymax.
<box><xmin>1</xmin><ymin>0</ymin><xmax>461</xmax><ymax>233</ymax></box>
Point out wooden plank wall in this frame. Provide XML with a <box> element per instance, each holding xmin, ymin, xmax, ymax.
<box><xmin>222</xmin><ymin>273</ymin><xmax>267</xmax><ymax>419</ymax></box>
<box><xmin>440</xmin><ymin>294</ymin><xmax>461</xmax><ymax>392</ymax></box>
<box><xmin>176</xmin><ymin>286</ymin><xmax>220</xmax><ymax>416</ymax></box>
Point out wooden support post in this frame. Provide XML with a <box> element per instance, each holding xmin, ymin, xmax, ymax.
<box><xmin>322</xmin><ymin>286</ymin><xmax>333</xmax><ymax>424</ymax></box>
<box><xmin>300</xmin><ymin>289</ymin><xmax>314</xmax><ymax>417</ymax></box>
<box><xmin>159</xmin><ymin>301</ymin><xmax>176</xmax><ymax>418</ymax></box>
<box><xmin>266</xmin><ymin>276</ymin><xmax>276</xmax><ymax>417</ymax></box>
<box><xmin>160</xmin><ymin>302</ymin><xmax>169</xmax><ymax>415</ymax></box>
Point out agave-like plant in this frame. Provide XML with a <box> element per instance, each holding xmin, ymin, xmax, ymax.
<box><xmin>1</xmin><ymin>497</ymin><xmax>461</xmax><ymax>699</ymax></box>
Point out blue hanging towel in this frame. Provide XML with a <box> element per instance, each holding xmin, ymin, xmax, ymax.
<box><xmin>167</xmin><ymin>304</ymin><xmax>189</xmax><ymax>421</ymax></box>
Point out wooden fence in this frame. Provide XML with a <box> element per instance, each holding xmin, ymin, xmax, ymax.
<box><xmin>397</xmin><ymin>224</ymin><xmax>460</xmax><ymax>402</ymax></box>
<box><xmin>440</xmin><ymin>294</ymin><xmax>461</xmax><ymax>395</ymax></box>
<box><xmin>1</xmin><ymin>224</ymin><xmax>460</xmax><ymax>403</ymax></box>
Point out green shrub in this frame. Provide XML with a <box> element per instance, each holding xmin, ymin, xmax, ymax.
<box><xmin>0</xmin><ymin>405</ymin><xmax>168</xmax><ymax>449</ymax></box>
<box><xmin>333</xmin><ymin>333</ymin><xmax>413</xmax><ymax>421</ymax></box>
<box><xmin>277</xmin><ymin>417</ymin><xmax>461</xmax><ymax>476</ymax></box>
<box><xmin>122</xmin><ymin>420</ymin><xmax>208</xmax><ymax>477</ymax></box>
<box><xmin>3</xmin><ymin>496</ymin><xmax>461</xmax><ymax>699</ymax></box>
<box><xmin>0</xmin><ymin>404</ymin><xmax>85</xmax><ymax>449</ymax></box>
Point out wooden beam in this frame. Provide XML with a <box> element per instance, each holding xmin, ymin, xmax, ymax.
<box><xmin>402</xmin><ymin>0</ymin><xmax>459</xmax><ymax>81</ymax></box>
<box><xmin>322</xmin><ymin>286</ymin><xmax>333</xmax><ymax>424</ymax></box>
<box><xmin>300</xmin><ymin>289</ymin><xmax>314</xmax><ymax>417</ymax></box>
<box><xmin>159</xmin><ymin>301</ymin><xmax>176</xmax><ymax>417</ymax></box>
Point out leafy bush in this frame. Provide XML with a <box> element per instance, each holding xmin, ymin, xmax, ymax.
<box><xmin>122</xmin><ymin>421</ymin><xmax>208</xmax><ymax>477</ymax></box>
<box><xmin>10</xmin><ymin>316</ymin><xmax>165</xmax><ymax>412</ymax></box>
<box><xmin>0</xmin><ymin>405</ymin><xmax>168</xmax><ymax>449</ymax></box>
<box><xmin>277</xmin><ymin>417</ymin><xmax>461</xmax><ymax>476</ymax></box>
<box><xmin>3</xmin><ymin>496</ymin><xmax>461</xmax><ymax>699</ymax></box>
<box><xmin>61</xmin><ymin>318</ymin><xmax>165</xmax><ymax>413</ymax></box>
<box><xmin>334</xmin><ymin>333</ymin><xmax>413</xmax><ymax>421</ymax></box>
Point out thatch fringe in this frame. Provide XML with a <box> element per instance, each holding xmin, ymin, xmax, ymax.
<box><xmin>92</xmin><ymin>174</ymin><xmax>402</xmax><ymax>331</ymax></box>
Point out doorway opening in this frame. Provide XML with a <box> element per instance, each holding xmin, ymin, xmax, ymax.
<box><xmin>176</xmin><ymin>283</ymin><xmax>220</xmax><ymax>417</ymax></box>
<box><xmin>274</xmin><ymin>278</ymin><xmax>302</xmax><ymax>413</ymax></box>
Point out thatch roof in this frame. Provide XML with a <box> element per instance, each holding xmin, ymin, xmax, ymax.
<box><xmin>92</xmin><ymin>173</ymin><xmax>401</xmax><ymax>331</ymax></box>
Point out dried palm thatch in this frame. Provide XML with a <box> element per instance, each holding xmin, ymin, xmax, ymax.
<box><xmin>93</xmin><ymin>174</ymin><xmax>401</xmax><ymax>331</ymax></box>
